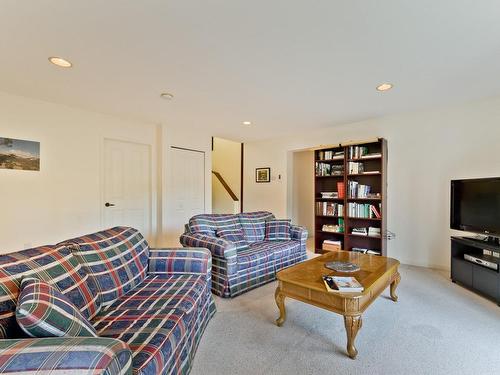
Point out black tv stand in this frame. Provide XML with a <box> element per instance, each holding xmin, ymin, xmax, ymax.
<box><xmin>485</xmin><ymin>236</ymin><xmax>500</xmax><ymax>246</ymax></box>
<box><xmin>451</xmin><ymin>237</ymin><xmax>500</xmax><ymax>305</ymax></box>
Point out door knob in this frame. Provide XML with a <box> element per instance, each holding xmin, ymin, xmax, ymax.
<box><xmin>105</xmin><ymin>202</ymin><xmax>115</xmax><ymax>207</ymax></box>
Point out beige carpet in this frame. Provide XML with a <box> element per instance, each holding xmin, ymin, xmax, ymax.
<box><xmin>191</xmin><ymin>264</ymin><xmax>500</xmax><ymax>375</ymax></box>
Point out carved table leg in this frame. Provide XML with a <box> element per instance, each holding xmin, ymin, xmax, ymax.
<box><xmin>390</xmin><ymin>272</ymin><xmax>401</xmax><ymax>302</ymax></box>
<box><xmin>275</xmin><ymin>287</ymin><xmax>286</xmax><ymax>327</ymax></box>
<box><xmin>344</xmin><ymin>315</ymin><xmax>362</xmax><ymax>359</ymax></box>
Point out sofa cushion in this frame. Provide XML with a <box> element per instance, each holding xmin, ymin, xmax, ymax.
<box><xmin>250</xmin><ymin>240</ymin><xmax>301</xmax><ymax>270</ymax></box>
<box><xmin>16</xmin><ymin>277</ymin><xmax>97</xmax><ymax>338</ymax></box>
<box><xmin>99</xmin><ymin>274</ymin><xmax>207</xmax><ymax>316</ymax></box>
<box><xmin>236</xmin><ymin>245</ymin><xmax>275</xmax><ymax>272</ymax></box>
<box><xmin>264</xmin><ymin>219</ymin><xmax>292</xmax><ymax>241</ymax></box>
<box><xmin>0</xmin><ymin>245</ymin><xmax>101</xmax><ymax>339</ymax></box>
<box><xmin>188</xmin><ymin>214</ymin><xmax>241</xmax><ymax>236</ymax></box>
<box><xmin>94</xmin><ymin>307</ymin><xmax>192</xmax><ymax>375</ymax></box>
<box><xmin>65</xmin><ymin>227</ymin><xmax>149</xmax><ymax>309</ymax></box>
<box><xmin>238</xmin><ymin>211</ymin><xmax>274</xmax><ymax>243</ymax></box>
<box><xmin>216</xmin><ymin>228</ymin><xmax>249</xmax><ymax>251</ymax></box>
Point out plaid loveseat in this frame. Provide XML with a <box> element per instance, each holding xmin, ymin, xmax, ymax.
<box><xmin>180</xmin><ymin>211</ymin><xmax>308</xmax><ymax>298</ymax></box>
<box><xmin>0</xmin><ymin>227</ymin><xmax>215</xmax><ymax>375</ymax></box>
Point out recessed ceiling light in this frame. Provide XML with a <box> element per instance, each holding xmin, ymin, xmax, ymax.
<box><xmin>376</xmin><ymin>83</ymin><xmax>393</xmax><ymax>92</ymax></box>
<box><xmin>48</xmin><ymin>56</ymin><xmax>72</xmax><ymax>68</ymax></box>
<box><xmin>160</xmin><ymin>93</ymin><xmax>174</xmax><ymax>100</ymax></box>
<box><xmin>242</xmin><ymin>121</ymin><xmax>252</xmax><ymax>125</ymax></box>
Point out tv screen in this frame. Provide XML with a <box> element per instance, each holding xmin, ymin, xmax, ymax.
<box><xmin>451</xmin><ymin>177</ymin><xmax>500</xmax><ymax>236</ymax></box>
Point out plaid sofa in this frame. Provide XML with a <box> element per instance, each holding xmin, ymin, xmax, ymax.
<box><xmin>179</xmin><ymin>211</ymin><xmax>308</xmax><ymax>298</ymax></box>
<box><xmin>0</xmin><ymin>227</ymin><xmax>215</xmax><ymax>375</ymax></box>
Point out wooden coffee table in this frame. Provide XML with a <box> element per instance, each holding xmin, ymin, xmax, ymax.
<box><xmin>275</xmin><ymin>251</ymin><xmax>400</xmax><ymax>359</ymax></box>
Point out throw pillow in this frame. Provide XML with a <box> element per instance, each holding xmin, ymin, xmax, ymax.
<box><xmin>16</xmin><ymin>277</ymin><xmax>97</xmax><ymax>338</ymax></box>
<box><xmin>216</xmin><ymin>228</ymin><xmax>249</xmax><ymax>251</ymax></box>
<box><xmin>264</xmin><ymin>219</ymin><xmax>292</xmax><ymax>241</ymax></box>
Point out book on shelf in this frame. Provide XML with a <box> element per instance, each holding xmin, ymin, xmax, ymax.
<box><xmin>360</xmin><ymin>153</ymin><xmax>382</xmax><ymax>159</ymax></box>
<box><xmin>348</xmin><ymin>203</ymin><xmax>381</xmax><ymax>218</ymax></box>
<box><xmin>347</xmin><ymin>181</ymin><xmax>381</xmax><ymax>199</ymax></box>
<box><xmin>320</xmin><ymin>191</ymin><xmax>338</xmax><ymax>199</ymax></box>
<box><xmin>351</xmin><ymin>227</ymin><xmax>368</xmax><ymax>236</ymax></box>
<box><xmin>337</xmin><ymin>182</ymin><xmax>345</xmax><ymax>199</ymax></box>
<box><xmin>347</xmin><ymin>181</ymin><xmax>371</xmax><ymax>198</ymax></box>
<box><xmin>348</xmin><ymin>162</ymin><xmax>364</xmax><ymax>174</ymax></box>
<box><xmin>348</xmin><ymin>146</ymin><xmax>368</xmax><ymax>159</ymax></box>
<box><xmin>351</xmin><ymin>247</ymin><xmax>381</xmax><ymax>256</ymax></box>
<box><xmin>368</xmin><ymin>227</ymin><xmax>381</xmax><ymax>237</ymax></box>
<box><xmin>316</xmin><ymin>202</ymin><xmax>344</xmax><ymax>216</ymax></box>
<box><xmin>370</xmin><ymin>204</ymin><xmax>381</xmax><ymax>218</ymax></box>
<box><xmin>322</xmin><ymin>220</ymin><xmax>344</xmax><ymax>233</ymax></box>
<box><xmin>322</xmin><ymin>240</ymin><xmax>342</xmax><ymax>252</ymax></box>
<box><xmin>317</xmin><ymin>150</ymin><xmax>344</xmax><ymax>161</ymax></box>
<box><xmin>315</xmin><ymin>162</ymin><xmax>344</xmax><ymax>176</ymax></box>
<box><xmin>323</xmin><ymin>276</ymin><xmax>364</xmax><ymax>293</ymax></box>
<box><xmin>351</xmin><ymin>227</ymin><xmax>381</xmax><ymax>237</ymax></box>
<box><xmin>348</xmin><ymin>161</ymin><xmax>381</xmax><ymax>175</ymax></box>
<box><xmin>348</xmin><ymin>145</ymin><xmax>381</xmax><ymax>160</ymax></box>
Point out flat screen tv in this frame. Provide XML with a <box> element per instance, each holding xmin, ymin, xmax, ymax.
<box><xmin>450</xmin><ymin>177</ymin><xmax>500</xmax><ymax>237</ymax></box>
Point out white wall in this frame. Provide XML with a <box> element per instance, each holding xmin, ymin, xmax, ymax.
<box><xmin>212</xmin><ymin>137</ymin><xmax>241</xmax><ymax>214</ymax></box>
<box><xmin>0</xmin><ymin>91</ymin><xmax>159</xmax><ymax>252</ymax></box>
<box><xmin>244</xmin><ymin>96</ymin><xmax>500</xmax><ymax>270</ymax></box>
<box><xmin>290</xmin><ymin>151</ymin><xmax>314</xmax><ymax>234</ymax></box>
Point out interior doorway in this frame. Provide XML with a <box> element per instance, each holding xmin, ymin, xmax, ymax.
<box><xmin>102</xmin><ymin>138</ymin><xmax>152</xmax><ymax>240</ymax></box>
<box><xmin>212</xmin><ymin>137</ymin><xmax>243</xmax><ymax>214</ymax></box>
<box><xmin>287</xmin><ymin>149</ymin><xmax>315</xmax><ymax>251</ymax></box>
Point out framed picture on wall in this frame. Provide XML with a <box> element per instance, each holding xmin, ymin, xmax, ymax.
<box><xmin>255</xmin><ymin>167</ymin><xmax>271</xmax><ymax>183</ymax></box>
<box><xmin>0</xmin><ymin>137</ymin><xmax>40</xmax><ymax>171</ymax></box>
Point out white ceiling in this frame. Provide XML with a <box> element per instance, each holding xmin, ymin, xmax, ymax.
<box><xmin>1</xmin><ymin>0</ymin><xmax>500</xmax><ymax>141</ymax></box>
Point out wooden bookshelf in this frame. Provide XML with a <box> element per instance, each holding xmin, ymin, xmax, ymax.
<box><xmin>314</xmin><ymin>138</ymin><xmax>387</xmax><ymax>256</ymax></box>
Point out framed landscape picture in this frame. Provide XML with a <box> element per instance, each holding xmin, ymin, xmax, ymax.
<box><xmin>256</xmin><ymin>167</ymin><xmax>270</xmax><ymax>183</ymax></box>
<box><xmin>0</xmin><ymin>137</ymin><xmax>40</xmax><ymax>171</ymax></box>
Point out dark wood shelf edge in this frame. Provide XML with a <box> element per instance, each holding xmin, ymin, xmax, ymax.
<box><xmin>348</xmin><ymin>217</ymin><xmax>382</xmax><ymax>221</ymax></box>
<box><xmin>348</xmin><ymin>173</ymin><xmax>382</xmax><ymax>176</ymax></box>
<box><xmin>347</xmin><ymin>234</ymin><xmax>382</xmax><ymax>239</ymax></box>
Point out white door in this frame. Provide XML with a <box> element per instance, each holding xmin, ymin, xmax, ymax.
<box><xmin>103</xmin><ymin>139</ymin><xmax>152</xmax><ymax>239</ymax></box>
<box><xmin>166</xmin><ymin>147</ymin><xmax>205</xmax><ymax>245</ymax></box>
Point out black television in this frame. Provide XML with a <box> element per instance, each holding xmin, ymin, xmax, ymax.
<box><xmin>450</xmin><ymin>177</ymin><xmax>500</xmax><ymax>237</ymax></box>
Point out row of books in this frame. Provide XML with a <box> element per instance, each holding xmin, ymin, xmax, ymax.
<box><xmin>347</xmin><ymin>181</ymin><xmax>371</xmax><ymax>198</ymax></box>
<box><xmin>348</xmin><ymin>162</ymin><xmax>364</xmax><ymax>174</ymax></box>
<box><xmin>322</xmin><ymin>221</ymin><xmax>344</xmax><ymax>233</ymax></box>
<box><xmin>317</xmin><ymin>150</ymin><xmax>344</xmax><ymax>160</ymax></box>
<box><xmin>316</xmin><ymin>202</ymin><xmax>344</xmax><ymax>216</ymax></box>
<box><xmin>351</xmin><ymin>227</ymin><xmax>381</xmax><ymax>237</ymax></box>
<box><xmin>347</xmin><ymin>203</ymin><xmax>381</xmax><ymax>218</ymax></box>
<box><xmin>320</xmin><ymin>191</ymin><xmax>338</xmax><ymax>199</ymax></box>
<box><xmin>348</xmin><ymin>146</ymin><xmax>382</xmax><ymax>160</ymax></box>
<box><xmin>322</xmin><ymin>240</ymin><xmax>342</xmax><ymax>251</ymax></box>
<box><xmin>315</xmin><ymin>162</ymin><xmax>344</xmax><ymax>176</ymax></box>
<box><xmin>348</xmin><ymin>162</ymin><xmax>381</xmax><ymax>175</ymax></box>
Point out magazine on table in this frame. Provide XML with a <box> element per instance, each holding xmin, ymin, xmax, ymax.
<box><xmin>322</xmin><ymin>275</ymin><xmax>364</xmax><ymax>293</ymax></box>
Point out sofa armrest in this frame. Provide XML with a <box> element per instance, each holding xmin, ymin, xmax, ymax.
<box><xmin>179</xmin><ymin>232</ymin><xmax>237</xmax><ymax>259</ymax></box>
<box><xmin>148</xmin><ymin>247</ymin><xmax>212</xmax><ymax>278</ymax></box>
<box><xmin>290</xmin><ymin>225</ymin><xmax>308</xmax><ymax>242</ymax></box>
<box><xmin>0</xmin><ymin>337</ymin><xmax>132</xmax><ymax>374</ymax></box>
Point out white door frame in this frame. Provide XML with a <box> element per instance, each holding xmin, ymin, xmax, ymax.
<box><xmin>100</xmin><ymin>137</ymin><xmax>154</xmax><ymax>242</ymax></box>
